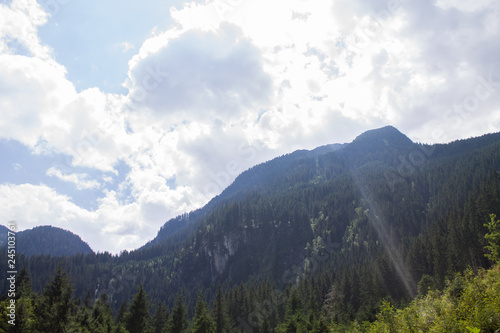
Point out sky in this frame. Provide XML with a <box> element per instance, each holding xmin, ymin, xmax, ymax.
<box><xmin>0</xmin><ymin>0</ymin><xmax>499</xmax><ymax>254</ymax></box>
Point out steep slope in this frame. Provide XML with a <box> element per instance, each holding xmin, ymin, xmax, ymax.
<box><xmin>142</xmin><ymin>141</ymin><xmax>345</xmax><ymax>250</ymax></box>
<box><xmin>143</xmin><ymin>127</ymin><xmax>411</xmax><ymax>251</ymax></box>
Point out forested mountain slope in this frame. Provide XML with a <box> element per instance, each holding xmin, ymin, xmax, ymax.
<box><xmin>0</xmin><ymin>225</ymin><xmax>93</xmax><ymax>257</ymax></box>
<box><xmin>2</xmin><ymin>126</ymin><xmax>500</xmax><ymax>330</ymax></box>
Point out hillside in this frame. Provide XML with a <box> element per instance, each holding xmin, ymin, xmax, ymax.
<box><xmin>0</xmin><ymin>225</ymin><xmax>93</xmax><ymax>257</ymax></box>
<box><xmin>2</xmin><ymin>126</ymin><xmax>500</xmax><ymax>331</ymax></box>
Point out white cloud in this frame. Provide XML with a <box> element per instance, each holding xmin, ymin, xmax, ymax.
<box><xmin>0</xmin><ymin>183</ymin><xmax>156</xmax><ymax>253</ymax></box>
<box><xmin>46</xmin><ymin>166</ymin><xmax>100</xmax><ymax>190</ymax></box>
<box><xmin>0</xmin><ymin>54</ymin><xmax>76</xmax><ymax>147</ymax></box>
<box><xmin>125</xmin><ymin>23</ymin><xmax>272</xmax><ymax>124</ymax></box>
<box><xmin>0</xmin><ymin>0</ymin><xmax>50</xmax><ymax>58</ymax></box>
<box><xmin>118</xmin><ymin>41</ymin><xmax>135</xmax><ymax>53</ymax></box>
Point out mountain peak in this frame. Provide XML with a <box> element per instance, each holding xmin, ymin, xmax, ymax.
<box><xmin>338</xmin><ymin>126</ymin><xmax>415</xmax><ymax>169</ymax></box>
<box><xmin>2</xmin><ymin>225</ymin><xmax>95</xmax><ymax>257</ymax></box>
<box><xmin>350</xmin><ymin>125</ymin><xmax>414</xmax><ymax>149</ymax></box>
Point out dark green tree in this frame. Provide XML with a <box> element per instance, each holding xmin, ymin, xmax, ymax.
<box><xmin>91</xmin><ymin>293</ymin><xmax>114</xmax><ymax>333</ymax></box>
<box><xmin>126</xmin><ymin>285</ymin><xmax>151</xmax><ymax>333</ymax></box>
<box><xmin>276</xmin><ymin>289</ymin><xmax>310</xmax><ymax>333</ymax></box>
<box><xmin>35</xmin><ymin>267</ymin><xmax>75</xmax><ymax>333</ymax></box>
<box><xmin>153</xmin><ymin>302</ymin><xmax>169</xmax><ymax>333</ymax></box>
<box><xmin>192</xmin><ymin>292</ymin><xmax>216</xmax><ymax>333</ymax></box>
<box><xmin>169</xmin><ymin>294</ymin><xmax>188</xmax><ymax>333</ymax></box>
<box><xmin>212</xmin><ymin>284</ymin><xmax>231</xmax><ymax>333</ymax></box>
<box><xmin>114</xmin><ymin>300</ymin><xmax>128</xmax><ymax>333</ymax></box>
<box><xmin>8</xmin><ymin>267</ymin><xmax>37</xmax><ymax>333</ymax></box>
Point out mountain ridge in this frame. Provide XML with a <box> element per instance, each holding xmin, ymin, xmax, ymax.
<box><xmin>0</xmin><ymin>225</ymin><xmax>94</xmax><ymax>257</ymax></box>
<box><xmin>143</xmin><ymin>125</ymin><xmax>414</xmax><ymax>249</ymax></box>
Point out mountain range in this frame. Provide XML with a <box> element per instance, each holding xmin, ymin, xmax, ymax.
<box><xmin>2</xmin><ymin>125</ymin><xmax>500</xmax><ymax>326</ymax></box>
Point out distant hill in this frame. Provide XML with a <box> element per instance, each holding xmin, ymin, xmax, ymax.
<box><xmin>0</xmin><ymin>225</ymin><xmax>9</xmax><ymax>248</ymax></box>
<box><xmin>0</xmin><ymin>225</ymin><xmax>93</xmax><ymax>257</ymax></box>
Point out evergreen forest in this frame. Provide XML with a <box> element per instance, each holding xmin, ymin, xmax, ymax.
<box><xmin>2</xmin><ymin>126</ymin><xmax>500</xmax><ymax>332</ymax></box>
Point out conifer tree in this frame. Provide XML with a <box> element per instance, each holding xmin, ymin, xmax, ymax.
<box><xmin>16</xmin><ymin>267</ymin><xmax>32</xmax><ymax>299</ymax></box>
<box><xmin>153</xmin><ymin>302</ymin><xmax>169</xmax><ymax>333</ymax></box>
<box><xmin>116</xmin><ymin>300</ymin><xmax>128</xmax><ymax>323</ymax></box>
<box><xmin>170</xmin><ymin>294</ymin><xmax>188</xmax><ymax>333</ymax></box>
<box><xmin>192</xmin><ymin>292</ymin><xmax>216</xmax><ymax>333</ymax></box>
<box><xmin>10</xmin><ymin>267</ymin><xmax>37</xmax><ymax>333</ymax></box>
<box><xmin>35</xmin><ymin>266</ymin><xmax>75</xmax><ymax>333</ymax></box>
<box><xmin>212</xmin><ymin>284</ymin><xmax>231</xmax><ymax>333</ymax></box>
<box><xmin>276</xmin><ymin>288</ymin><xmax>309</xmax><ymax>333</ymax></box>
<box><xmin>92</xmin><ymin>292</ymin><xmax>114</xmax><ymax>332</ymax></box>
<box><xmin>126</xmin><ymin>285</ymin><xmax>151</xmax><ymax>333</ymax></box>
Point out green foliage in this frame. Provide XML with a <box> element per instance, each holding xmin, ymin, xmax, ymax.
<box><xmin>212</xmin><ymin>284</ymin><xmax>231</xmax><ymax>333</ymax></box>
<box><xmin>153</xmin><ymin>302</ymin><xmax>169</xmax><ymax>333</ymax></box>
<box><xmin>89</xmin><ymin>293</ymin><xmax>115</xmax><ymax>333</ymax></box>
<box><xmin>341</xmin><ymin>265</ymin><xmax>500</xmax><ymax>332</ymax></box>
<box><xmin>484</xmin><ymin>213</ymin><xmax>500</xmax><ymax>263</ymax></box>
<box><xmin>170</xmin><ymin>294</ymin><xmax>188</xmax><ymax>333</ymax></box>
<box><xmin>126</xmin><ymin>285</ymin><xmax>151</xmax><ymax>333</ymax></box>
<box><xmin>192</xmin><ymin>292</ymin><xmax>216</xmax><ymax>333</ymax></box>
<box><xmin>35</xmin><ymin>267</ymin><xmax>75</xmax><ymax>333</ymax></box>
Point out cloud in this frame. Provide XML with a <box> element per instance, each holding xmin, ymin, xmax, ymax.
<box><xmin>0</xmin><ymin>54</ymin><xmax>76</xmax><ymax>146</ymax></box>
<box><xmin>125</xmin><ymin>23</ymin><xmax>272</xmax><ymax>123</ymax></box>
<box><xmin>118</xmin><ymin>41</ymin><xmax>135</xmax><ymax>53</ymax></box>
<box><xmin>0</xmin><ymin>0</ymin><xmax>50</xmax><ymax>58</ymax></box>
<box><xmin>0</xmin><ymin>183</ymin><xmax>159</xmax><ymax>253</ymax></box>
<box><xmin>46</xmin><ymin>166</ymin><xmax>100</xmax><ymax>190</ymax></box>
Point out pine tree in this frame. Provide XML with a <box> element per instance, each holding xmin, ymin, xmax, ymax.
<box><xmin>35</xmin><ymin>267</ymin><xmax>75</xmax><ymax>333</ymax></box>
<box><xmin>213</xmin><ymin>284</ymin><xmax>230</xmax><ymax>333</ymax></box>
<box><xmin>276</xmin><ymin>288</ymin><xmax>309</xmax><ymax>333</ymax></box>
<box><xmin>126</xmin><ymin>285</ymin><xmax>151</xmax><ymax>333</ymax></box>
<box><xmin>153</xmin><ymin>302</ymin><xmax>169</xmax><ymax>333</ymax></box>
<box><xmin>116</xmin><ymin>300</ymin><xmax>128</xmax><ymax>323</ymax></box>
<box><xmin>9</xmin><ymin>267</ymin><xmax>37</xmax><ymax>333</ymax></box>
<box><xmin>92</xmin><ymin>293</ymin><xmax>114</xmax><ymax>333</ymax></box>
<box><xmin>192</xmin><ymin>292</ymin><xmax>216</xmax><ymax>333</ymax></box>
<box><xmin>169</xmin><ymin>294</ymin><xmax>188</xmax><ymax>333</ymax></box>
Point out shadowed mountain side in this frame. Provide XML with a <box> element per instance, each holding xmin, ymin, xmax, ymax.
<box><xmin>0</xmin><ymin>225</ymin><xmax>94</xmax><ymax>257</ymax></box>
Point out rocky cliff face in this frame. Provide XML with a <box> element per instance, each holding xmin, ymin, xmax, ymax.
<box><xmin>203</xmin><ymin>231</ymin><xmax>247</xmax><ymax>279</ymax></box>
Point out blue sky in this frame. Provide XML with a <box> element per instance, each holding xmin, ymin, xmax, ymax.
<box><xmin>0</xmin><ymin>0</ymin><xmax>499</xmax><ymax>253</ymax></box>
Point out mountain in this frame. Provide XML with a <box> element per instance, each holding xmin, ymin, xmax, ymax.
<box><xmin>3</xmin><ymin>126</ymin><xmax>500</xmax><ymax>329</ymax></box>
<box><xmin>0</xmin><ymin>225</ymin><xmax>9</xmax><ymax>248</ymax></box>
<box><xmin>144</xmin><ymin>126</ymin><xmax>414</xmax><ymax>249</ymax></box>
<box><xmin>142</xmin><ymin>141</ymin><xmax>346</xmax><ymax>249</ymax></box>
<box><xmin>0</xmin><ymin>225</ymin><xmax>94</xmax><ymax>257</ymax></box>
